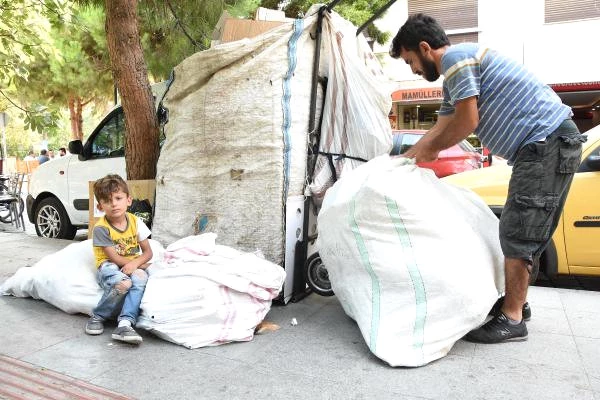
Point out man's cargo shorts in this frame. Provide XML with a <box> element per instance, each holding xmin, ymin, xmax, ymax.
<box><xmin>499</xmin><ymin>119</ymin><xmax>587</xmax><ymax>264</ymax></box>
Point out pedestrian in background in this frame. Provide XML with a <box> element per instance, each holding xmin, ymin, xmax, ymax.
<box><xmin>389</xmin><ymin>13</ymin><xmax>586</xmax><ymax>343</ymax></box>
<box><xmin>59</xmin><ymin>147</ymin><xmax>67</xmax><ymax>157</ymax></box>
<box><xmin>37</xmin><ymin>149</ymin><xmax>50</xmax><ymax>164</ymax></box>
<box><xmin>23</xmin><ymin>150</ymin><xmax>36</xmax><ymax>161</ymax></box>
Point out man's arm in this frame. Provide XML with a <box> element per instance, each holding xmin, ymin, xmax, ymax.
<box><xmin>404</xmin><ymin>96</ymin><xmax>479</xmax><ymax>163</ymax></box>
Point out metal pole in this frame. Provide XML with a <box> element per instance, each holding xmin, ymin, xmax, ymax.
<box><xmin>0</xmin><ymin>112</ymin><xmax>8</xmax><ymax>162</ymax></box>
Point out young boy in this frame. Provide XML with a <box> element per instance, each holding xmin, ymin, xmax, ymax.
<box><xmin>85</xmin><ymin>174</ymin><xmax>153</xmax><ymax>344</ymax></box>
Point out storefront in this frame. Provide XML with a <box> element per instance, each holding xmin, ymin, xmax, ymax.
<box><xmin>390</xmin><ymin>87</ymin><xmax>443</xmax><ymax>131</ymax></box>
<box><xmin>390</xmin><ymin>82</ymin><xmax>600</xmax><ymax>133</ymax></box>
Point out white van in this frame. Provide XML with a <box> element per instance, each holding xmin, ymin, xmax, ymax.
<box><xmin>26</xmin><ymin>82</ymin><xmax>169</xmax><ymax>239</ymax></box>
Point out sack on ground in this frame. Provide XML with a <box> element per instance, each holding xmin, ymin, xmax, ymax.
<box><xmin>1</xmin><ymin>234</ymin><xmax>284</xmax><ymax>349</ymax></box>
<box><xmin>317</xmin><ymin>155</ymin><xmax>505</xmax><ymax>367</ymax></box>
<box><xmin>0</xmin><ymin>239</ymin><xmax>164</xmax><ymax>315</ymax></box>
<box><xmin>137</xmin><ymin>233</ymin><xmax>286</xmax><ymax>349</ymax></box>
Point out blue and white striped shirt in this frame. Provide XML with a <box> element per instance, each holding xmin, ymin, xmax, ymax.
<box><xmin>439</xmin><ymin>43</ymin><xmax>572</xmax><ymax>163</ymax></box>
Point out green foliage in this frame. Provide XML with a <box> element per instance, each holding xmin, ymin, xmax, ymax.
<box><xmin>138</xmin><ymin>0</ymin><xmax>263</xmax><ymax>80</ymax></box>
<box><xmin>19</xmin><ymin>5</ymin><xmax>113</xmax><ymax>109</ymax></box>
<box><xmin>0</xmin><ymin>0</ymin><xmax>73</xmax><ymax>135</ymax></box>
<box><xmin>22</xmin><ymin>104</ymin><xmax>61</xmax><ymax>133</ymax></box>
<box><xmin>259</xmin><ymin>0</ymin><xmax>391</xmax><ymax>44</ymax></box>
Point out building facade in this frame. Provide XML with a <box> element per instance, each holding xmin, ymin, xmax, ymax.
<box><xmin>374</xmin><ymin>0</ymin><xmax>600</xmax><ymax>132</ymax></box>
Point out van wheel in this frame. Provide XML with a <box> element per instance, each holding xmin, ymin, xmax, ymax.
<box><xmin>35</xmin><ymin>197</ymin><xmax>77</xmax><ymax>239</ymax></box>
<box><xmin>304</xmin><ymin>252</ymin><xmax>334</xmax><ymax>297</ymax></box>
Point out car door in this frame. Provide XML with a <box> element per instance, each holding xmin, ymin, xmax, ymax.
<box><xmin>561</xmin><ymin>140</ymin><xmax>600</xmax><ymax>272</ymax></box>
<box><xmin>66</xmin><ymin>108</ymin><xmax>127</xmax><ymax>225</ymax></box>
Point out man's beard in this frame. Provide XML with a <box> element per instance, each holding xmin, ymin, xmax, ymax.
<box><xmin>418</xmin><ymin>53</ymin><xmax>440</xmax><ymax>82</ymax></box>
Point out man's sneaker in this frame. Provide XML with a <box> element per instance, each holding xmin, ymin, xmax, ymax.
<box><xmin>465</xmin><ymin>312</ymin><xmax>528</xmax><ymax>344</ymax></box>
<box><xmin>85</xmin><ymin>316</ymin><xmax>104</xmax><ymax>335</ymax></box>
<box><xmin>112</xmin><ymin>326</ymin><xmax>143</xmax><ymax>344</ymax></box>
<box><xmin>489</xmin><ymin>296</ymin><xmax>532</xmax><ymax>321</ymax></box>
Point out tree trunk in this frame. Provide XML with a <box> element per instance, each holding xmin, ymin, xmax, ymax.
<box><xmin>104</xmin><ymin>0</ymin><xmax>159</xmax><ymax>180</ymax></box>
<box><xmin>68</xmin><ymin>96</ymin><xmax>87</xmax><ymax>142</ymax></box>
<box><xmin>77</xmin><ymin>98</ymin><xmax>84</xmax><ymax>141</ymax></box>
<box><xmin>69</xmin><ymin>95</ymin><xmax>83</xmax><ymax>140</ymax></box>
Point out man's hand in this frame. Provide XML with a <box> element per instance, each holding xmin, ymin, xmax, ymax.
<box><xmin>403</xmin><ymin>135</ymin><xmax>440</xmax><ymax>163</ymax></box>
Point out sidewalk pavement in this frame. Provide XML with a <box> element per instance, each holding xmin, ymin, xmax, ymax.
<box><xmin>1</xmin><ymin>230</ymin><xmax>600</xmax><ymax>400</ymax></box>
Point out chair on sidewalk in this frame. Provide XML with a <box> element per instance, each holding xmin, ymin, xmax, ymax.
<box><xmin>0</xmin><ymin>173</ymin><xmax>26</xmax><ymax>230</ymax></box>
<box><xmin>16</xmin><ymin>159</ymin><xmax>39</xmax><ymax>193</ymax></box>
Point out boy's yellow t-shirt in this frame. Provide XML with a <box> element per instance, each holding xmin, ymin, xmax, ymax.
<box><xmin>92</xmin><ymin>212</ymin><xmax>151</xmax><ymax>268</ymax></box>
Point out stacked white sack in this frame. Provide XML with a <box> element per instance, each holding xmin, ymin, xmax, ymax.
<box><xmin>317</xmin><ymin>155</ymin><xmax>505</xmax><ymax>367</ymax></box>
<box><xmin>152</xmin><ymin>7</ymin><xmax>392</xmax><ymax>265</ymax></box>
<box><xmin>0</xmin><ymin>239</ymin><xmax>163</xmax><ymax>315</ymax></box>
<box><xmin>137</xmin><ymin>233</ymin><xmax>285</xmax><ymax>348</ymax></box>
<box><xmin>1</xmin><ymin>234</ymin><xmax>284</xmax><ymax>349</ymax></box>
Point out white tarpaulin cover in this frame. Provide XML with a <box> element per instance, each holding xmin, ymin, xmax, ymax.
<box><xmin>152</xmin><ymin>7</ymin><xmax>392</xmax><ymax>265</ymax></box>
<box><xmin>0</xmin><ymin>234</ymin><xmax>285</xmax><ymax>348</ymax></box>
<box><xmin>317</xmin><ymin>156</ymin><xmax>505</xmax><ymax>367</ymax></box>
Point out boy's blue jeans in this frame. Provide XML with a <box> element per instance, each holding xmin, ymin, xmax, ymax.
<box><xmin>92</xmin><ymin>262</ymin><xmax>148</xmax><ymax>325</ymax></box>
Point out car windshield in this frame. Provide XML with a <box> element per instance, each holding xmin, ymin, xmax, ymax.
<box><xmin>391</xmin><ymin>133</ymin><xmax>422</xmax><ymax>155</ymax></box>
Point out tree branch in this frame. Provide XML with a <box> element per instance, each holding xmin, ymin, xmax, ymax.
<box><xmin>165</xmin><ymin>0</ymin><xmax>201</xmax><ymax>48</ymax></box>
<box><xmin>0</xmin><ymin>89</ymin><xmax>28</xmax><ymax>112</ymax></box>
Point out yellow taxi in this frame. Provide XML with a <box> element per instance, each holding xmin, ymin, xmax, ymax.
<box><xmin>443</xmin><ymin>123</ymin><xmax>600</xmax><ymax>279</ymax></box>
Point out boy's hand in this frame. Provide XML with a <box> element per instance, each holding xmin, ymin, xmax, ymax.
<box><xmin>120</xmin><ymin>261</ymin><xmax>138</xmax><ymax>276</ymax></box>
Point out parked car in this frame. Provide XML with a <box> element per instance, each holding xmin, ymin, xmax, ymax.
<box><xmin>443</xmin><ymin>123</ymin><xmax>600</xmax><ymax>280</ymax></box>
<box><xmin>390</xmin><ymin>129</ymin><xmax>486</xmax><ymax>177</ymax></box>
<box><xmin>26</xmin><ymin>82</ymin><xmax>169</xmax><ymax>239</ymax></box>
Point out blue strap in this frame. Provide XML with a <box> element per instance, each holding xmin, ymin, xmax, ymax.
<box><xmin>281</xmin><ymin>19</ymin><xmax>304</xmax><ymax>200</ymax></box>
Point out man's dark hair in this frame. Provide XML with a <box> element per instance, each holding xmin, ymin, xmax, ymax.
<box><xmin>59</xmin><ymin>147</ymin><xmax>66</xmax><ymax>152</ymax></box>
<box><xmin>390</xmin><ymin>13</ymin><xmax>450</xmax><ymax>58</ymax></box>
<box><xmin>40</xmin><ymin>149</ymin><xmax>47</xmax><ymax>155</ymax></box>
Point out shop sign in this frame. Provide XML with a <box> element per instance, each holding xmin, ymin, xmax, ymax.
<box><xmin>392</xmin><ymin>88</ymin><xmax>443</xmax><ymax>102</ymax></box>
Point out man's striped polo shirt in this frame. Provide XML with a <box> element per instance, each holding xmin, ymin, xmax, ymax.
<box><xmin>439</xmin><ymin>43</ymin><xmax>571</xmax><ymax>164</ymax></box>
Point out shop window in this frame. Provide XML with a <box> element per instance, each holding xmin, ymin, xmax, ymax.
<box><xmin>545</xmin><ymin>0</ymin><xmax>600</xmax><ymax>23</ymax></box>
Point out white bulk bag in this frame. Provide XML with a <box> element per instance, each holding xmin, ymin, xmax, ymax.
<box><xmin>0</xmin><ymin>239</ymin><xmax>164</xmax><ymax>315</ymax></box>
<box><xmin>137</xmin><ymin>234</ymin><xmax>286</xmax><ymax>348</ymax></box>
<box><xmin>152</xmin><ymin>7</ymin><xmax>392</xmax><ymax>265</ymax></box>
<box><xmin>1</xmin><ymin>235</ymin><xmax>284</xmax><ymax>350</ymax></box>
<box><xmin>317</xmin><ymin>155</ymin><xmax>504</xmax><ymax>367</ymax></box>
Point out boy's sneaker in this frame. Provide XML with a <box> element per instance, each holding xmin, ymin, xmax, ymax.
<box><xmin>85</xmin><ymin>316</ymin><xmax>104</xmax><ymax>335</ymax></box>
<box><xmin>465</xmin><ymin>312</ymin><xmax>528</xmax><ymax>344</ymax></box>
<box><xmin>489</xmin><ymin>296</ymin><xmax>532</xmax><ymax>321</ymax></box>
<box><xmin>112</xmin><ymin>326</ymin><xmax>143</xmax><ymax>344</ymax></box>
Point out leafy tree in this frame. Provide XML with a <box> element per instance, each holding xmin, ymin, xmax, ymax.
<box><xmin>87</xmin><ymin>0</ymin><xmax>262</xmax><ymax>180</ymax></box>
<box><xmin>138</xmin><ymin>0</ymin><xmax>262</xmax><ymax>80</ymax></box>
<box><xmin>0</xmin><ymin>0</ymin><xmax>70</xmax><ymax>133</ymax></box>
<box><xmin>15</xmin><ymin>5</ymin><xmax>113</xmax><ymax>142</ymax></box>
<box><xmin>260</xmin><ymin>0</ymin><xmax>391</xmax><ymax>44</ymax></box>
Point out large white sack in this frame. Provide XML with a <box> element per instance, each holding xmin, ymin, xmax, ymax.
<box><xmin>137</xmin><ymin>234</ymin><xmax>286</xmax><ymax>348</ymax></box>
<box><xmin>317</xmin><ymin>155</ymin><xmax>504</xmax><ymax>367</ymax></box>
<box><xmin>1</xmin><ymin>234</ymin><xmax>284</xmax><ymax>349</ymax></box>
<box><xmin>0</xmin><ymin>239</ymin><xmax>164</xmax><ymax>315</ymax></box>
<box><xmin>152</xmin><ymin>7</ymin><xmax>392</xmax><ymax>265</ymax></box>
